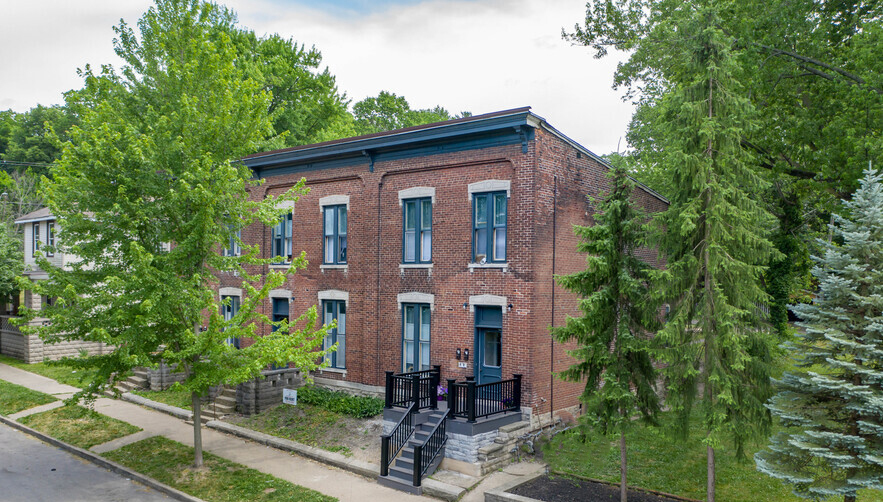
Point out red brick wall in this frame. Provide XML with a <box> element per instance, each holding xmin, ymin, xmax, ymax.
<box><xmin>218</xmin><ymin>128</ymin><xmax>667</xmax><ymax>413</ymax></box>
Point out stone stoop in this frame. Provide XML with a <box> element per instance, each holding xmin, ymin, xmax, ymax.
<box><xmin>200</xmin><ymin>386</ymin><xmax>236</xmax><ymax>421</ymax></box>
<box><xmin>115</xmin><ymin>367</ymin><xmax>150</xmax><ymax>393</ymax></box>
<box><xmin>476</xmin><ymin>421</ymin><xmax>531</xmax><ymax>475</ymax></box>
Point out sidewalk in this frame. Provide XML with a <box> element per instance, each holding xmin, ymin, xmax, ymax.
<box><xmin>0</xmin><ymin>363</ymin><xmax>545</xmax><ymax>502</ymax></box>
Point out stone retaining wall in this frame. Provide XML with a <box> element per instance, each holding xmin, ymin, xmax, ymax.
<box><xmin>148</xmin><ymin>362</ymin><xmax>188</xmax><ymax>390</ymax></box>
<box><xmin>0</xmin><ymin>328</ymin><xmax>107</xmax><ymax>364</ymax></box>
<box><xmin>236</xmin><ymin>368</ymin><xmax>303</xmax><ymax>415</ymax></box>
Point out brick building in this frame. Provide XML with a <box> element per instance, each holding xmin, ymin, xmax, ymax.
<box><xmin>226</xmin><ymin>107</ymin><xmax>668</xmax><ymax>423</ymax></box>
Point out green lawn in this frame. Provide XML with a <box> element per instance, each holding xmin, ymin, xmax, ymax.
<box><xmin>0</xmin><ymin>379</ymin><xmax>57</xmax><ymax>415</ymax></box>
<box><xmin>232</xmin><ymin>403</ymin><xmax>363</xmax><ymax>456</ymax></box>
<box><xmin>544</xmin><ymin>415</ymin><xmax>883</xmax><ymax>502</ymax></box>
<box><xmin>132</xmin><ymin>388</ymin><xmax>193</xmax><ymax>410</ymax></box>
<box><xmin>104</xmin><ymin>436</ymin><xmax>336</xmax><ymax>502</ymax></box>
<box><xmin>19</xmin><ymin>405</ymin><xmax>142</xmax><ymax>449</ymax></box>
<box><xmin>0</xmin><ymin>354</ymin><xmax>94</xmax><ymax>389</ymax></box>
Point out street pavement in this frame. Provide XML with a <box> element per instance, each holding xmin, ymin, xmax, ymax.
<box><xmin>0</xmin><ymin>420</ymin><xmax>169</xmax><ymax>502</ymax></box>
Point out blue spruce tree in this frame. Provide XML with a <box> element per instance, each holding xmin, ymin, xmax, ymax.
<box><xmin>756</xmin><ymin>168</ymin><xmax>883</xmax><ymax>502</ymax></box>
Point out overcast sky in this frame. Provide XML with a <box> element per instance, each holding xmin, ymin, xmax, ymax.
<box><xmin>0</xmin><ymin>0</ymin><xmax>635</xmax><ymax>155</ymax></box>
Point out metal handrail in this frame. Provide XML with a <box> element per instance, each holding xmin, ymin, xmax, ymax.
<box><xmin>448</xmin><ymin>374</ymin><xmax>522</xmax><ymax>422</ymax></box>
<box><xmin>379</xmin><ymin>401</ymin><xmax>416</xmax><ymax>477</ymax></box>
<box><xmin>412</xmin><ymin>409</ymin><xmax>450</xmax><ymax>487</ymax></box>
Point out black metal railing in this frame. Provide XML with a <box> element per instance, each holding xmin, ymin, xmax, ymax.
<box><xmin>412</xmin><ymin>409</ymin><xmax>450</xmax><ymax>487</ymax></box>
<box><xmin>447</xmin><ymin>374</ymin><xmax>522</xmax><ymax>422</ymax></box>
<box><xmin>380</xmin><ymin>401</ymin><xmax>416</xmax><ymax>477</ymax></box>
<box><xmin>384</xmin><ymin>366</ymin><xmax>440</xmax><ymax>410</ymax></box>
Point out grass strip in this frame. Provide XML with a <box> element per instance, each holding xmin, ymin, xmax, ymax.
<box><xmin>104</xmin><ymin>436</ymin><xmax>336</xmax><ymax>502</ymax></box>
<box><xmin>132</xmin><ymin>388</ymin><xmax>193</xmax><ymax>410</ymax></box>
<box><xmin>0</xmin><ymin>379</ymin><xmax>57</xmax><ymax>415</ymax></box>
<box><xmin>233</xmin><ymin>403</ymin><xmax>354</xmax><ymax>456</ymax></box>
<box><xmin>19</xmin><ymin>404</ymin><xmax>141</xmax><ymax>449</ymax></box>
<box><xmin>0</xmin><ymin>354</ymin><xmax>94</xmax><ymax>389</ymax></box>
<box><xmin>544</xmin><ymin>414</ymin><xmax>883</xmax><ymax>502</ymax></box>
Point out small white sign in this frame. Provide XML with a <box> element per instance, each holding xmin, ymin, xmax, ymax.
<box><xmin>283</xmin><ymin>388</ymin><xmax>297</xmax><ymax>406</ymax></box>
<box><xmin>458</xmin><ymin>362</ymin><xmax>468</xmax><ymax>368</ymax></box>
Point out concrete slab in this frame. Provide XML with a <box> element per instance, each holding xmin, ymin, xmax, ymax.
<box><xmin>0</xmin><ymin>363</ymin><xmax>80</xmax><ymax>395</ymax></box>
<box><xmin>8</xmin><ymin>399</ymin><xmax>65</xmax><ymax>420</ymax></box>
<box><xmin>91</xmin><ymin>430</ymin><xmax>158</xmax><ymax>454</ymax></box>
<box><xmin>460</xmin><ymin>461</ymin><xmax>546</xmax><ymax>502</ymax></box>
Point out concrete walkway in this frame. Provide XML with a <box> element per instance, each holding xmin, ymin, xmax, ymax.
<box><xmin>0</xmin><ymin>362</ymin><xmax>545</xmax><ymax>501</ymax></box>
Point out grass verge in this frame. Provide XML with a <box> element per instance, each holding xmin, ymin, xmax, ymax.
<box><xmin>132</xmin><ymin>388</ymin><xmax>192</xmax><ymax>410</ymax></box>
<box><xmin>0</xmin><ymin>379</ymin><xmax>57</xmax><ymax>415</ymax></box>
<box><xmin>104</xmin><ymin>436</ymin><xmax>336</xmax><ymax>502</ymax></box>
<box><xmin>19</xmin><ymin>404</ymin><xmax>141</xmax><ymax>449</ymax></box>
<box><xmin>544</xmin><ymin>414</ymin><xmax>883</xmax><ymax>502</ymax></box>
<box><xmin>0</xmin><ymin>354</ymin><xmax>94</xmax><ymax>389</ymax></box>
<box><xmin>233</xmin><ymin>403</ymin><xmax>359</xmax><ymax>456</ymax></box>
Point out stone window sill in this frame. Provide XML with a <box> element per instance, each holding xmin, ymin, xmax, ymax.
<box><xmin>399</xmin><ymin>263</ymin><xmax>433</xmax><ymax>275</ymax></box>
<box><xmin>468</xmin><ymin>262</ymin><xmax>509</xmax><ymax>272</ymax></box>
<box><xmin>318</xmin><ymin>367</ymin><xmax>347</xmax><ymax>376</ymax></box>
<box><xmin>320</xmin><ymin>264</ymin><xmax>348</xmax><ymax>272</ymax></box>
<box><xmin>269</xmin><ymin>263</ymin><xmax>291</xmax><ymax>270</ymax></box>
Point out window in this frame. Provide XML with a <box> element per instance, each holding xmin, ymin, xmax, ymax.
<box><xmin>402</xmin><ymin>303</ymin><xmax>430</xmax><ymax>372</ymax></box>
<box><xmin>32</xmin><ymin>223</ymin><xmax>40</xmax><ymax>255</ymax></box>
<box><xmin>223</xmin><ymin>228</ymin><xmax>241</xmax><ymax>257</ymax></box>
<box><xmin>272</xmin><ymin>298</ymin><xmax>289</xmax><ymax>332</ymax></box>
<box><xmin>221</xmin><ymin>295</ymin><xmax>240</xmax><ymax>349</ymax></box>
<box><xmin>403</xmin><ymin>198</ymin><xmax>431</xmax><ymax>263</ymax></box>
<box><xmin>272</xmin><ymin>212</ymin><xmax>292</xmax><ymax>262</ymax></box>
<box><xmin>322</xmin><ymin>300</ymin><xmax>346</xmax><ymax>369</ymax></box>
<box><xmin>46</xmin><ymin>222</ymin><xmax>54</xmax><ymax>257</ymax></box>
<box><xmin>472</xmin><ymin>192</ymin><xmax>507</xmax><ymax>263</ymax></box>
<box><xmin>323</xmin><ymin>205</ymin><xmax>347</xmax><ymax>264</ymax></box>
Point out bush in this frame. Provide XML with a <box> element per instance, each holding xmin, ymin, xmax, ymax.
<box><xmin>297</xmin><ymin>386</ymin><xmax>384</xmax><ymax>418</ymax></box>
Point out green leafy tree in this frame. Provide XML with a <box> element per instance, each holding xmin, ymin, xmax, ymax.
<box><xmin>551</xmin><ymin>168</ymin><xmax>660</xmax><ymax>502</ymax></box>
<box><xmin>1</xmin><ymin>105</ymin><xmax>78</xmax><ymax>174</ymax></box>
<box><xmin>352</xmin><ymin>91</ymin><xmax>462</xmax><ymax>135</ymax></box>
<box><xmin>641</xmin><ymin>9</ymin><xmax>779</xmax><ymax>502</ymax></box>
<box><xmin>756</xmin><ymin>167</ymin><xmax>883</xmax><ymax>502</ymax></box>
<box><xmin>18</xmin><ymin>0</ymin><xmax>332</xmax><ymax>468</ymax></box>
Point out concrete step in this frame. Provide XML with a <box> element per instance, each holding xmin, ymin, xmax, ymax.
<box><xmin>377</xmin><ymin>474</ymin><xmax>422</xmax><ymax>495</ymax></box>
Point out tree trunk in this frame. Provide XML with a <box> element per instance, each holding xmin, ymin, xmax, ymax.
<box><xmin>707</xmin><ymin>443</ymin><xmax>715</xmax><ymax>502</ymax></box>
<box><xmin>620</xmin><ymin>428</ymin><xmax>628</xmax><ymax>502</ymax></box>
<box><xmin>192</xmin><ymin>391</ymin><xmax>203</xmax><ymax>468</ymax></box>
<box><xmin>844</xmin><ymin>495</ymin><xmax>856</xmax><ymax>502</ymax></box>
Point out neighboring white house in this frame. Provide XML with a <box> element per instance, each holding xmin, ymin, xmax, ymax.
<box><xmin>0</xmin><ymin>208</ymin><xmax>108</xmax><ymax>363</ymax></box>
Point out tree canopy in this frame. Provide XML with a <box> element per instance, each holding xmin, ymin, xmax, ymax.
<box><xmin>18</xmin><ymin>0</ymin><xmax>332</xmax><ymax>467</ymax></box>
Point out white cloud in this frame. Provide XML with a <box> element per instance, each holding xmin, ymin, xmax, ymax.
<box><xmin>0</xmin><ymin>0</ymin><xmax>634</xmax><ymax>154</ymax></box>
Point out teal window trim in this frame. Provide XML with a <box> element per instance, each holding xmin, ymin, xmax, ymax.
<box><xmin>472</xmin><ymin>191</ymin><xmax>507</xmax><ymax>263</ymax></box>
<box><xmin>223</xmin><ymin>228</ymin><xmax>241</xmax><ymax>257</ymax></box>
<box><xmin>322</xmin><ymin>299</ymin><xmax>346</xmax><ymax>369</ymax></box>
<box><xmin>46</xmin><ymin>222</ymin><xmax>55</xmax><ymax>257</ymax></box>
<box><xmin>402</xmin><ymin>303</ymin><xmax>431</xmax><ymax>373</ymax></box>
<box><xmin>402</xmin><ymin>198</ymin><xmax>432</xmax><ymax>264</ymax></box>
<box><xmin>221</xmin><ymin>295</ymin><xmax>240</xmax><ymax>349</ymax></box>
<box><xmin>323</xmin><ymin>205</ymin><xmax>347</xmax><ymax>265</ymax></box>
<box><xmin>32</xmin><ymin>223</ymin><xmax>40</xmax><ymax>255</ymax></box>
<box><xmin>272</xmin><ymin>212</ymin><xmax>292</xmax><ymax>263</ymax></box>
<box><xmin>270</xmin><ymin>298</ymin><xmax>290</xmax><ymax>370</ymax></box>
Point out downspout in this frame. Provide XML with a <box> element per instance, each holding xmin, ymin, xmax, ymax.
<box><xmin>376</xmin><ymin>172</ymin><xmax>386</xmax><ymax>383</ymax></box>
<box><xmin>550</xmin><ymin>175</ymin><xmax>557</xmax><ymax>422</ymax></box>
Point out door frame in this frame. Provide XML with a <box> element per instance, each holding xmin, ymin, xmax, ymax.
<box><xmin>473</xmin><ymin>306</ymin><xmax>503</xmax><ymax>385</ymax></box>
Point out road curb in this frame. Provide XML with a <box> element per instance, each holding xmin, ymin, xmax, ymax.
<box><xmin>0</xmin><ymin>414</ymin><xmax>205</xmax><ymax>502</ymax></box>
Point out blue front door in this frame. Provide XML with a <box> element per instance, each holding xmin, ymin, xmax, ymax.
<box><xmin>477</xmin><ymin>328</ymin><xmax>502</xmax><ymax>385</ymax></box>
<box><xmin>474</xmin><ymin>306</ymin><xmax>503</xmax><ymax>385</ymax></box>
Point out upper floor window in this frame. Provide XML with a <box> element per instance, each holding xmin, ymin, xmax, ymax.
<box><xmin>323</xmin><ymin>205</ymin><xmax>347</xmax><ymax>264</ymax></box>
<box><xmin>272</xmin><ymin>213</ymin><xmax>292</xmax><ymax>263</ymax></box>
<box><xmin>272</xmin><ymin>298</ymin><xmax>289</xmax><ymax>331</ymax></box>
<box><xmin>403</xmin><ymin>198</ymin><xmax>431</xmax><ymax>263</ymax></box>
<box><xmin>46</xmin><ymin>222</ymin><xmax>55</xmax><ymax>257</ymax></box>
<box><xmin>32</xmin><ymin>223</ymin><xmax>40</xmax><ymax>255</ymax></box>
<box><xmin>223</xmin><ymin>228</ymin><xmax>241</xmax><ymax>257</ymax></box>
<box><xmin>472</xmin><ymin>192</ymin><xmax>507</xmax><ymax>263</ymax></box>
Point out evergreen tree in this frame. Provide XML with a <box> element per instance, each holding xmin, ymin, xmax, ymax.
<box><xmin>756</xmin><ymin>167</ymin><xmax>883</xmax><ymax>502</ymax></box>
<box><xmin>552</xmin><ymin>168</ymin><xmax>660</xmax><ymax>502</ymax></box>
<box><xmin>17</xmin><ymin>0</ymin><xmax>333</xmax><ymax>468</ymax></box>
<box><xmin>648</xmin><ymin>8</ymin><xmax>780</xmax><ymax>502</ymax></box>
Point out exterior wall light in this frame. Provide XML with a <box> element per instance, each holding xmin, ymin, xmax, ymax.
<box><xmin>507</xmin><ymin>303</ymin><xmax>513</xmax><ymax>312</ymax></box>
<box><xmin>464</xmin><ymin>348</ymin><xmax>469</xmax><ymax>361</ymax></box>
<box><xmin>456</xmin><ymin>348</ymin><xmax>461</xmax><ymax>360</ymax></box>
